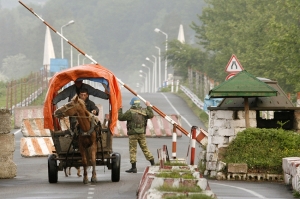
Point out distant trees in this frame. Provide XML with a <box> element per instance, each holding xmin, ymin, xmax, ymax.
<box><xmin>185</xmin><ymin>0</ymin><xmax>300</xmax><ymax>93</ymax></box>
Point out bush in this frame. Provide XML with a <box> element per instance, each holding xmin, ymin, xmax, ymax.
<box><xmin>221</xmin><ymin>128</ymin><xmax>300</xmax><ymax>174</ymax></box>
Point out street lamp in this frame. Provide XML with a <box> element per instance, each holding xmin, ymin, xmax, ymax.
<box><xmin>82</xmin><ymin>57</ymin><xmax>86</xmax><ymax>64</ymax></box>
<box><xmin>142</xmin><ymin>64</ymin><xmax>151</xmax><ymax>93</ymax></box>
<box><xmin>152</xmin><ymin>55</ymin><xmax>157</xmax><ymax>92</ymax></box>
<box><xmin>146</xmin><ymin>57</ymin><xmax>155</xmax><ymax>92</ymax></box>
<box><xmin>61</xmin><ymin>20</ymin><xmax>75</xmax><ymax>59</ymax></box>
<box><xmin>155</xmin><ymin>46</ymin><xmax>161</xmax><ymax>88</ymax></box>
<box><xmin>139</xmin><ymin>74</ymin><xmax>147</xmax><ymax>93</ymax></box>
<box><xmin>139</xmin><ymin>70</ymin><xmax>148</xmax><ymax>93</ymax></box>
<box><xmin>77</xmin><ymin>53</ymin><xmax>81</xmax><ymax>65</ymax></box>
<box><xmin>154</xmin><ymin>28</ymin><xmax>168</xmax><ymax>82</ymax></box>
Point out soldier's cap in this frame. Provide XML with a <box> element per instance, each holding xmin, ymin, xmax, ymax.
<box><xmin>130</xmin><ymin>97</ymin><xmax>140</xmax><ymax>105</ymax></box>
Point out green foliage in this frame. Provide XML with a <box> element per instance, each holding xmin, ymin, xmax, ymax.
<box><xmin>189</xmin><ymin>0</ymin><xmax>300</xmax><ymax>93</ymax></box>
<box><xmin>176</xmin><ymin>89</ymin><xmax>209</xmax><ymax>128</ymax></box>
<box><xmin>157</xmin><ymin>184</ymin><xmax>202</xmax><ymax>193</ymax></box>
<box><xmin>163</xmin><ymin>161</ymin><xmax>187</xmax><ymax>166</ymax></box>
<box><xmin>222</xmin><ymin>128</ymin><xmax>300</xmax><ymax>174</ymax></box>
<box><xmin>164</xmin><ymin>194</ymin><xmax>214</xmax><ymax>199</ymax></box>
<box><xmin>156</xmin><ymin>171</ymin><xmax>195</xmax><ymax>179</ymax></box>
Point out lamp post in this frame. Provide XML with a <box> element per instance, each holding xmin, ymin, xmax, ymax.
<box><xmin>61</xmin><ymin>20</ymin><xmax>75</xmax><ymax>59</ymax></box>
<box><xmin>155</xmin><ymin>46</ymin><xmax>161</xmax><ymax>88</ymax></box>
<box><xmin>142</xmin><ymin>64</ymin><xmax>151</xmax><ymax>93</ymax></box>
<box><xmin>78</xmin><ymin>53</ymin><xmax>81</xmax><ymax>65</ymax></box>
<box><xmin>146</xmin><ymin>57</ymin><xmax>155</xmax><ymax>92</ymax></box>
<box><xmin>152</xmin><ymin>55</ymin><xmax>157</xmax><ymax>92</ymax></box>
<box><xmin>139</xmin><ymin>74</ymin><xmax>147</xmax><ymax>93</ymax></box>
<box><xmin>154</xmin><ymin>28</ymin><xmax>168</xmax><ymax>83</ymax></box>
<box><xmin>82</xmin><ymin>57</ymin><xmax>86</xmax><ymax>64</ymax></box>
<box><xmin>139</xmin><ymin>70</ymin><xmax>148</xmax><ymax>93</ymax></box>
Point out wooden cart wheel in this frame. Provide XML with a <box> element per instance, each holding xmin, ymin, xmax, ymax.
<box><xmin>111</xmin><ymin>152</ymin><xmax>121</xmax><ymax>182</ymax></box>
<box><xmin>48</xmin><ymin>154</ymin><xmax>58</xmax><ymax>183</ymax></box>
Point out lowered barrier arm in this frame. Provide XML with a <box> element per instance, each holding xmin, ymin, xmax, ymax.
<box><xmin>18</xmin><ymin>1</ymin><xmax>192</xmax><ymax>140</ymax></box>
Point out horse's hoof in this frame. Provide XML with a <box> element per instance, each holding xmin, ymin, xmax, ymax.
<box><xmin>78</xmin><ymin>174</ymin><xmax>82</xmax><ymax>177</ymax></box>
<box><xmin>83</xmin><ymin>180</ymin><xmax>88</xmax><ymax>184</ymax></box>
<box><xmin>91</xmin><ymin>177</ymin><xmax>97</xmax><ymax>183</ymax></box>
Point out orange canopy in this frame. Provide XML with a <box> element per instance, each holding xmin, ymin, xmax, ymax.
<box><xmin>43</xmin><ymin>64</ymin><xmax>122</xmax><ymax>134</ymax></box>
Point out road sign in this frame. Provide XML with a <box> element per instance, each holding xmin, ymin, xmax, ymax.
<box><xmin>225</xmin><ymin>73</ymin><xmax>236</xmax><ymax>80</ymax></box>
<box><xmin>225</xmin><ymin>54</ymin><xmax>244</xmax><ymax>73</ymax></box>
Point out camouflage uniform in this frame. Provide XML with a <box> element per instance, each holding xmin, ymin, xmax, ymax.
<box><xmin>118</xmin><ymin>103</ymin><xmax>154</xmax><ymax>164</ymax></box>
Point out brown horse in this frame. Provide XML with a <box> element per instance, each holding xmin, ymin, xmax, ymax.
<box><xmin>54</xmin><ymin>96</ymin><xmax>98</xmax><ymax>184</ymax></box>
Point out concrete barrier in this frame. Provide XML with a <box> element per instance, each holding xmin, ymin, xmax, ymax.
<box><xmin>20</xmin><ymin>115</ymin><xmax>182</xmax><ymax>157</ymax></box>
<box><xmin>21</xmin><ymin>118</ymin><xmax>51</xmax><ymax>137</ymax></box>
<box><xmin>282</xmin><ymin>157</ymin><xmax>300</xmax><ymax>191</ymax></box>
<box><xmin>14</xmin><ymin>106</ymin><xmax>44</xmax><ymax>128</ymax></box>
<box><xmin>0</xmin><ymin>109</ymin><xmax>17</xmax><ymax>178</ymax></box>
<box><xmin>20</xmin><ymin>137</ymin><xmax>54</xmax><ymax>157</ymax></box>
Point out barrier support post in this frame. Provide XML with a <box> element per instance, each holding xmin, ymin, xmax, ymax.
<box><xmin>172</xmin><ymin>125</ymin><xmax>177</xmax><ymax>159</ymax></box>
<box><xmin>190</xmin><ymin>126</ymin><xmax>198</xmax><ymax>165</ymax></box>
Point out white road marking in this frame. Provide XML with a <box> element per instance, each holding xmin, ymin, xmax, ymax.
<box><xmin>14</xmin><ymin>129</ymin><xmax>21</xmax><ymax>135</ymax></box>
<box><xmin>210</xmin><ymin>182</ymin><xmax>267</xmax><ymax>199</ymax></box>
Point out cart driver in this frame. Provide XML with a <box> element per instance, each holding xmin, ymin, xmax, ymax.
<box><xmin>52</xmin><ymin>79</ymin><xmax>109</xmax><ymax>105</ymax></box>
<box><xmin>78</xmin><ymin>88</ymin><xmax>99</xmax><ymax>116</ymax></box>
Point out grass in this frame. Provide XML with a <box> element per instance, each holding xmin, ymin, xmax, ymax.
<box><xmin>164</xmin><ymin>194</ymin><xmax>214</xmax><ymax>199</ymax></box>
<box><xmin>175</xmin><ymin>89</ymin><xmax>209</xmax><ymax>128</ymax></box>
<box><xmin>163</xmin><ymin>161</ymin><xmax>188</xmax><ymax>166</ymax></box>
<box><xmin>156</xmin><ymin>171</ymin><xmax>195</xmax><ymax>179</ymax></box>
<box><xmin>157</xmin><ymin>184</ymin><xmax>202</xmax><ymax>193</ymax></box>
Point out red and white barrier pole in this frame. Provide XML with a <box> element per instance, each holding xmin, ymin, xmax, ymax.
<box><xmin>172</xmin><ymin>125</ymin><xmax>177</xmax><ymax>159</ymax></box>
<box><xmin>190</xmin><ymin>126</ymin><xmax>197</xmax><ymax>165</ymax></box>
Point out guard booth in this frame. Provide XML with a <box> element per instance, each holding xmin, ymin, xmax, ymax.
<box><xmin>204</xmin><ymin>70</ymin><xmax>300</xmax><ymax>177</ymax></box>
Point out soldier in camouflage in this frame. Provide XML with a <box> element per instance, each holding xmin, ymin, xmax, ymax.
<box><xmin>118</xmin><ymin>97</ymin><xmax>155</xmax><ymax>173</ymax></box>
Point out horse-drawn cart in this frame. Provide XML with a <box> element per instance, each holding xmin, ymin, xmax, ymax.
<box><xmin>44</xmin><ymin>64</ymin><xmax>122</xmax><ymax>184</ymax></box>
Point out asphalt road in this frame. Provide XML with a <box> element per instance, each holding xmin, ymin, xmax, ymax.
<box><xmin>0</xmin><ymin>91</ymin><xmax>295</xmax><ymax>199</ymax></box>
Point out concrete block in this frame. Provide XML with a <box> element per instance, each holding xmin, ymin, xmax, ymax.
<box><xmin>217</xmin><ymin>128</ymin><xmax>235</xmax><ymax>136</ymax></box>
<box><xmin>206</xmin><ymin>152</ymin><xmax>218</xmax><ymax>162</ymax></box>
<box><xmin>231</xmin><ymin>119</ymin><xmax>246</xmax><ymax>128</ymax></box>
<box><xmin>0</xmin><ymin>158</ymin><xmax>16</xmax><ymax>178</ymax></box>
<box><xmin>14</xmin><ymin>106</ymin><xmax>43</xmax><ymax>128</ymax></box>
<box><xmin>213</xmin><ymin>119</ymin><xmax>230</xmax><ymax>128</ymax></box>
<box><xmin>211</xmin><ymin>135</ymin><xmax>225</xmax><ymax>145</ymax></box>
<box><xmin>0</xmin><ymin>109</ymin><xmax>11</xmax><ymax>134</ymax></box>
<box><xmin>247</xmin><ymin>173</ymin><xmax>266</xmax><ymax>181</ymax></box>
<box><xmin>0</xmin><ymin>133</ymin><xmax>15</xmax><ymax>153</ymax></box>
<box><xmin>249</xmin><ymin>118</ymin><xmax>257</xmax><ymax>127</ymax></box>
<box><xmin>216</xmin><ymin>161</ymin><xmax>226</xmax><ymax>172</ymax></box>
<box><xmin>206</xmin><ymin>144</ymin><xmax>216</xmax><ymax>153</ymax></box>
<box><xmin>197</xmin><ymin>178</ymin><xmax>209</xmax><ymax>190</ymax></box>
<box><xmin>234</xmin><ymin>127</ymin><xmax>246</xmax><ymax>135</ymax></box>
<box><xmin>216</xmin><ymin>172</ymin><xmax>226</xmax><ymax>180</ymax></box>
<box><xmin>206</xmin><ymin>161</ymin><xmax>217</xmax><ymax>170</ymax></box>
<box><xmin>198</xmin><ymin>151</ymin><xmax>206</xmax><ymax>160</ymax></box>
<box><xmin>237</xmin><ymin>110</ymin><xmax>256</xmax><ymax>119</ymax></box>
<box><xmin>227</xmin><ymin>173</ymin><xmax>247</xmax><ymax>180</ymax></box>
<box><xmin>228</xmin><ymin>163</ymin><xmax>248</xmax><ymax>174</ymax></box>
<box><xmin>21</xmin><ymin>118</ymin><xmax>51</xmax><ymax>137</ymax></box>
<box><xmin>214</xmin><ymin>110</ymin><xmax>234</xmax><ymax>120</ymax></box>
<box><xmin>210</xmin><ymin>170</ymin><xmax>217</xmax><ymax>177</ymax></box>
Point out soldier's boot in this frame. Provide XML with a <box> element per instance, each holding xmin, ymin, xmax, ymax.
<box><xmin>149</xmin><ymin>159</ymin><xmax>155</xmax><ymax>166</ymax></box>
<box><xmin>126</xmin><ymin>162</ymin><xmax>137</xmax><ymax>173</ymax></box>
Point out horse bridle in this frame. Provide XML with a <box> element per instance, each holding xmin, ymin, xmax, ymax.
<box><xmin>58</xmin><ymin>102</ymin><xmax>97</xmax><ymax>136</ymax></box>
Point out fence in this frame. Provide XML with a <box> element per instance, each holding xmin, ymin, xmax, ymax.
<box><xmin>5</xmin><ymin>68</ymin><xmax>48</xmax><ymax>111</ymax></box>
